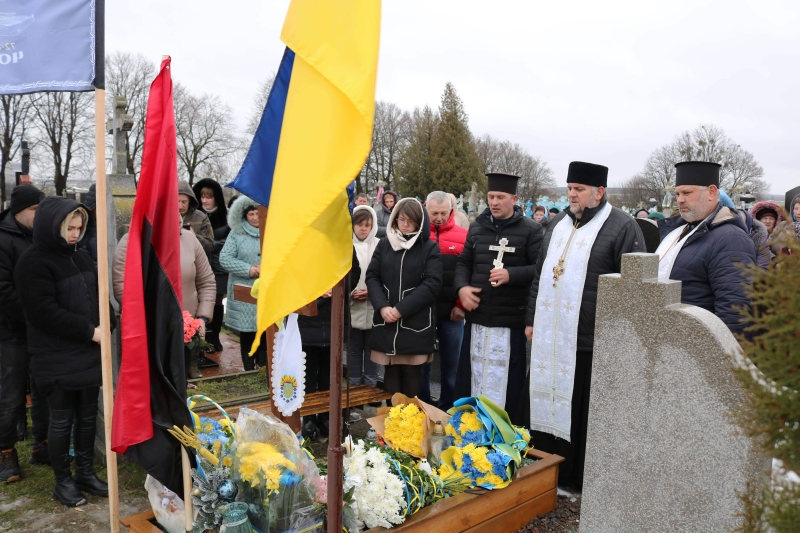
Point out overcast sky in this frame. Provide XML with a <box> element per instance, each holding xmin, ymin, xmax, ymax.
<box><xmin>108</xmin><ymin>0</ymin><xmax>800</xmax><ymax>195</ymax></box>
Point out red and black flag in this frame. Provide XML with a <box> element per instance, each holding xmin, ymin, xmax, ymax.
<box><xmin>111</xmin><ymin>57</ymin><xmax>192</xmax><ymax>494</ymax></box>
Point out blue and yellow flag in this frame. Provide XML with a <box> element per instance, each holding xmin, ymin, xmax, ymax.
<box><xmin>228</xmin><ymin>0</ymin><xmax>381</xmax><ymax>351</ymax></box>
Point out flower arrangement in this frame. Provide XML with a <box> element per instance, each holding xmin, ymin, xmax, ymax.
<box><xmin>445</xmin><ymin>409</ymin><xmax>488</xmax><ymax>446</ymax></box>
<box><xmin>236</xmin><ymin>442</ymin><xmax>298</xmax><ymax>495</ymax></box>
<box><xmin>438</xmin><ymin>443</ymin><xmax>515</xmax><ymax>490</ymax></box>
<box><xmin>383</xmin><ymin>403</ymin><xmax>427</xmax><ymax>457</ymax></box>
<box><xmin>183</xmin><ymin>310</ymin><xmax>211</xmax><ymax>352</ymax></box>
<box><xmin>343</xmin><ymin>439</ymin><xmax>407</xmax><ymax>529</ymax></box>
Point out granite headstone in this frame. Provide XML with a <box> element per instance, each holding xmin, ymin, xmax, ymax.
<box><xmin>580</xmin><ymin>253</ymin><xmax>765</xmax><ymax>532</ymax></box>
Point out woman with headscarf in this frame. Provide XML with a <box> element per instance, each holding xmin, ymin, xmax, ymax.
<box><xmin>15</xmin><ymin>197</ymin><xmax>116</xmax><ymax>507</ymax></box>
<box><xmin>219</xmin><ymin>196</ymin><xmax>266</xmax><ymax>370</ymax></box>
<box><xmin>375</xmin><ymin>190</ymin><xmax>398</xmax><ymax>239</ymax></box>
<box><xmin>349</xmin><ymin>205</ymin><xmax>381</xmax><ymax>389</ymax></box>
<box><xmin>192</xmin><ymin>179</ymin><xmax>230</xmax><ymax>357</ymax></box>
<box><xmin>366</xmin><ymin>198</ymin><xmax>442</xmax><ymax>398</ymax></box>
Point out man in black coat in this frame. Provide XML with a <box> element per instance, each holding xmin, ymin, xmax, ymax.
<box><xmin>453</xmin><ymin>173</ymin><xmax>543</xmax><ymax>413</ymax></box>
<box><xmin>654</xmin><ymin>161</ymin><xmax>756</xmax><ymax>334</ymax></box>
<box><xmin>0</xmin><ymin>185</ymin><xmax>50</xmax><ymax>482</ymax></box>
<box><xmin>522</xmin><ymin>162</ymin><xmax>645</xmax><ymax>491</ymax></box>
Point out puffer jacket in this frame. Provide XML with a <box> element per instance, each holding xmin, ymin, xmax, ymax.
<box><xmin>179</xmin><ymin>181</ymin><xmax>215</xmax><ymax>254</ymax></box>
<box><xmin>658</xmin><ymin>203</ymin><xmax>756</xmax><ymax>333</ymax></box>
<box><xmin>350</xmin><ymin>205</ymin><xmax>379</xmax><ymax>330</ymax></box>
<box><xmin>112</xmin><ymin>229</ymin><xmax>215</xmax><ymax>319</ymax></box>
<box><xmin>219</xmin><ymin>196</ymin><xmax>260</xmax><ymax>332</ymax></box>
<box><xmin>0</xmin><ymin>209</ymin><xmax>34</xmax><ymax>340</ymax></box>
<box><xmin>375</xmin><ymin>191</ymin><xmax>397</xmax><ymax>239</ymax></box>
<box><xmin>526</xmin><ymin>197</ymin><xmax>646</xmax><ymax>351</ymax></box>
<box><xmin>366</xmin><ymin>198</ymin><xmax>442</xmax><ymax>355</ymax></box>
<box><xmin>455</xmin><ymin>206</ymin><xmax>543</xmax><ymax>329</ymax></box>
<box><xmin>750</xmin><ymin>200</ymin><xmax>797</xmax><ymax>256</ymax></box>
<box><xmin>429</xmin><ymin>209</ymin><xmax>468</xmax><ymax>322</ymax></box>
<box><xmin>737</xmin><ymin>209</ymin><xmax>771</xmax><ymax>268</ymax></box>
<box><xmin>192</xmin><ymin>178</ymin><xmax>231</xmax><ymax>279</ymax></box>
<box><xmin>15</xmin><ymin>196</ymin><xmax>116</xmax><ymax>393</ymax></box>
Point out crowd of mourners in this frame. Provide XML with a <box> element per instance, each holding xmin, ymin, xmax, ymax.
<box><xmin>0</xmin><ymin>159</ymin><xmax>797</xmax><ymax>506</ymax></box>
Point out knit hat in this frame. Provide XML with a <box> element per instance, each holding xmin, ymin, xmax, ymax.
<box><xmin>647</xmin><ymin>211</ymin><xmax>666</xmax><ymax>220</ymax></box>
<box><xmin>84</xmin><ymin>184</ymin><xmax>97</xmax><ymax>210</ymax></box>
<box><xmin>10</xmin><ymin>184</ymin><xmax>45</xmax><ymax>215</ymax></box>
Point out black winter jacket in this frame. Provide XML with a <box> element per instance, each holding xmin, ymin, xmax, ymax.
<box><xmin>657</xmin><ymin>203</ymin><xmax>755</xmax><ymax>333</ymax></box>
<box><xmin>454</xmin><ymin>206</ymin><xmax>543</xmax><ymax>329</ymax></box>
<box><xmin>0</xmin><ymin>209</ymin><xmax>34</xmax><ymax>340</ymax></box>
<box><xmin>526</xmin><ymin>197</ymin><xmax>646</xmax><ymax>351</ymax></box>
<box><xmin>14</xmin><ymin>197</ymin><xmax>116</xmax><ymax>393</ymax></box>
<box><xmin>193</xmin><ymin>178</ymin><xmax>230</xmax><ymax>277</ymax></box>
<box><xmin>299</xmin><ymin>249</ymin><xmax>361</xmax><ymax>346</ymax></box>
<box><xmin>366</xmin><ymin>200</ymin><xmax>442</xmax><ymax>355</ymax></box>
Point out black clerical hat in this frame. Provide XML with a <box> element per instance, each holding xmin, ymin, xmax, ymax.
<box><xmin>566</xmin><ymin>161</ymin><xmax>608</xmax><ymax>188</ymax></box>
<box><xmin>674</xmin><ymin>161</ymin><xmax>720</xmax><ymax>187</ymax></box>
<box><xmin>486</xmin><ymin>172</ymin><xmax>520</xmax><ymax>195</ymax></box>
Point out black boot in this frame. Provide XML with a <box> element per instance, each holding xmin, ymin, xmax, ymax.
<box><xmin>318</xmin><ymin>413</ymin><xmax>329</xmax><ymax>439</ymax></box>
<box><xmin>29</xmin><ymin>439</ymin><xmax>51</xmax><ymax>465</ymax></box>
<box><xmin>49</xmin><ymin>408</ymin><xmax>87</xmax><ymax>507</ymax></box>
<box><xmin>302</xmin><ymin>416</ymin><xmax>318</xmax><ymax>441</ymax></box>
<box><xmin>73</xmin><ymin>403</ymin><xmax>108</xmax><ymax>497</ymax></box>
<box><xmin>197</xmin><ymin>352</ymin><xmax>219</xmax><ymax>369</ymax></box>
<box><xmin>0</xmin><ymin>447</ymin><xmax>21</xmax><ymax>482</ymax></box>
<box><xmin>207</xmin><ymin>304</ymin><xmax>225</xmax><ymax>352</ymax></box>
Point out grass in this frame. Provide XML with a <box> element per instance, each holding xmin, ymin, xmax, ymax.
<box><xmin>191</xmin><ymin>368</ymin><xmax>270</xmax><ymax>404</ymax></box>
<box><xmin>0</xmin><ymin>413</ymin><xmax>148</xmax><ymax>529</ymax></box>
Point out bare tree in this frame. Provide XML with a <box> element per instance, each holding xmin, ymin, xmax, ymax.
<box><xmin>474</xmin><ymin>133</ymin><xmax>555</xmax><ymax>204</ymax></box>
<box><xmin>30</xmin><ymin>92</ymin><xmax>94</xmax><ymax>196</ymax></box>
<box><xmin>610</xmin><ymin>174</ymin><xmax>660</xmax><ymax>210</ymax></box>
<box><xmin>105</xmin><ymin>52</ymin><xmax>157</xmax><ymax>178</ymax></box>
<box><xmin>639</xmin><ymin>124</ymin><xmax>767</xmax><ymax>196</ymax></box>
<box><xmin>174</xmin><ymin>84</ymin><xmax>239</xmax><ymax>186</ymax></box>
<box><xmin>0</xmin><ymin>94</ymin><xmax>34</xmax><ymax>204</ymax></box>
<box><xmin>245</xmin><ymin>75</ymin><xmax>276</xmax><ymax>137</ymax></box>
<box><xmin>359</xmin><ymin>101</ymin><xmax>410</xmax><ymax>194</ymax></box>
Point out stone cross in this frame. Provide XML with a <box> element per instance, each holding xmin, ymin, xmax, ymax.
<box><xmin>489</xmin><ymin>238</ymin><xmax>515</xmax><ymax>270</ymax></box>
<box><xmin>580</xmin><ymin>253</ymin><xmax>765</xmax><ymax>533</ymax></box>
<box><xmin>105</xmin><ymin>95</ymin><xmax>133</xmax><ymax>175</ymax></box>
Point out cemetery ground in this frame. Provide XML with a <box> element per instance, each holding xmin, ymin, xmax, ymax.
<box><xmin>0</xmin><ymin>331</ymin><xmax>581</xmax><ymax>532</ymax></box>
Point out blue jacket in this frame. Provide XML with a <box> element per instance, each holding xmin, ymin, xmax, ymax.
<box><xmin>219</xmin><ymin>196</ymin><xmax>260</xmax><ymax>333</ymax></box>
<box><xmin>658</xmin><ymin>203</ymin><xmax>756</xmax><ymax>333</ymax></box>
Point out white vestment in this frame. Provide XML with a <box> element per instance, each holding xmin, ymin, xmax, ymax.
<box><xmin>470</xmin><ymin>323</ymin><xmax>511</xmax><ymax>409</ymax></box>
<box><xmin>529</xmin><ymin>202</ymin><xmax>612</xmax><ymax>441</ymax></box>
<box><xmin>654</xmin><ymin>223</ymin><xmax>700</xmax><ymax>279</ymax></box>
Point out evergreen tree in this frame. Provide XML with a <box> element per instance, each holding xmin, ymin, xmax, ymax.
<box><xmin>733</xmin><ymin>247</ymin><xmax>800</xmax><ymax>533</ymax></box>
<box><xmin>429</xmin><ymin>83</ymin><xmax>484</xmax><ymax>198</ymax></box>
<box><xmin>395</xmin><ymin>105</ymin><xmax>438</xmax><ymax>199</ymax></box>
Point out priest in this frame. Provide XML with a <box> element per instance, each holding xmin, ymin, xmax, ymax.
<box><xmin>523</xmin><ymin>161</ymin><xmax>645</xmax><ymax>491</ymax></box>
<box><xmin>453</xmin><ymin>172</ymin><xmax>543</xmax><ymax>413</ymax></box>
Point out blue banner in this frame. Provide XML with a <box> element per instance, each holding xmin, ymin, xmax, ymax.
<box><xmin>0</xmin><ymin>0</ymin><xmax>99</xmax><ymax>95</ymax></box>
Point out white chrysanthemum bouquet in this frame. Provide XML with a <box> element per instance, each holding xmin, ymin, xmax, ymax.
<box><xmin>343</xmin><ymin>440</ymin><xmax>407</xmax><ymax>529</ymax></box>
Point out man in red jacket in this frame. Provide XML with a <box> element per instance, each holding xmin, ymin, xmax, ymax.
<box><xmin>422</xmin><ymin>191</ymin><xmax>468</xmax><ymax>410</ymax></box>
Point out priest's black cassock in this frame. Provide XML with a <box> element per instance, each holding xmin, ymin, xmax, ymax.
<box><xmin>518</xmin><ymin>162</ymin><xmax>645</xmax><ymax>491</ymax></box>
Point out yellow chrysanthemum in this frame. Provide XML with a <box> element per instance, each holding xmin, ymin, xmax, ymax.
<box><xmin>460</xmin><ymin>411</ymin><xmax>483</xmax><ymax>432</ymax></box>
<box><xmin>384</xmin><ymin>403</ymin><xmax>427</xmax><ymax>457</ymax></box>
<box><xmin>236</xmin><ymin>442</ymin><xmax>296</xmax><ymax>494</ymax></box>
<box><xmin>222</xmin><ymin>456</ymin><xmax>232</xmax><ymax>467</ymax></box>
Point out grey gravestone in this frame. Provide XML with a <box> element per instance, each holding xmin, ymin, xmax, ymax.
<box><xmin>580</xmin><ymin>253</ymin><xmax>765</xmax><ymax>533</ymax></box>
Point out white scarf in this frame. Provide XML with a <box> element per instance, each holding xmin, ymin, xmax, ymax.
<box><xmin>530</xmin><ymin>201</ymin><xmax>613</xmax><ymax>441</ymax></box>
<box><xmin>385</xmin><ymin>198</ymin><xmax>424</xmax><ymax>251</ymax></box>
<box><xmin>352</xmin><ymin>206</ymin><xmax>379</xmax><ymax>290</ymax></box>
<box><xmin>654</xmin><ymin>223</ymin><xmax>700</xmax><ymax>279</ymax></box>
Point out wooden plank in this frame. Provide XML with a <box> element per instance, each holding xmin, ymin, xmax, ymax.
<box><xmin>120</xmin><ymin>510</ymin><xmax>162</xmax><ymax>533</ymax></box>
<box><xmin>119</xmin><ymin>510</ymin><xmax>155</xmax><ymax>527</ymax></box>
<box><xmin>366</xmin><ymin>449</ymin><xmax>562</xmax><ymax>533</ymax></box>
<box><xmin>462</xmin><ymin>488</ymin><xmax>558</xmax><ymax>533</ymax></box>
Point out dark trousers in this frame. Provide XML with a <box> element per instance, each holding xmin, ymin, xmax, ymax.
<box><xmin>347</xmin><ymin>328</ymin><xmax>379</xmax><ymax>387</ymax></box>
<box><xmin>304</xmin><ymin>345</ymin><xmax>331</xmax><ymax>394</ymax></box>
<box><xmin>517</xmin><ymin>348</ymin><xmax>594</xmax><ymax>490</ymax></box>
<box><xmin>47</xmin><ymin>386</ymin><xmax>99</xmax><ymax>480</ymax></box>
<box><xmin>420</xmin><ymin>319</ymin><xmax>464</xmax><ymax>410</ymax></box>
<box><xmin>238</xmin><ymin>331</ymin><xmax>267</xmax><ymax>371</ymax></box>
<box><xmin>0</xmin><ymin>336</ymin><xmax>49</xmax><ymax>448</ymax></box>
<box><xmin>384</xmin><ymin>364</ymin><xmax>423</xmax><ymax>400</ymax></box>
<box><xmin>454</xmin><ymin>323</ymin><xmax>528</xmax><ymax>420</ymax></box>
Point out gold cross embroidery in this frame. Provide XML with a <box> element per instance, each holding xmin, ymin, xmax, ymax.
<box><xmin>552</xmin><ymin>259</ymin><xmax>565</xmax><ymax>287</ymax></box>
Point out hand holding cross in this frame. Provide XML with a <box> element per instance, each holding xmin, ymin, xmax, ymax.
<box><xmin>489</xmin><ymin>238</ymin><xmax>515</xmax><ymax>286</ymax></box>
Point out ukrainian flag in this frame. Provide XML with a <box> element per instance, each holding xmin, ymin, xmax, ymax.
<box><xmin>228</xmin><ymin>0</ymin><xmax>381</xmax><ymax>351</ymax></box>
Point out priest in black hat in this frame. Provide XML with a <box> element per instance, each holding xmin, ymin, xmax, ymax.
<box><xmin>453</xmin><ymin>172</ymin><xmax>543</xmax><ymax>413</ymax></box>
<box><xmin>522</xmin><ymin>161</ymin><xmax>645</xmax><ymax>491</ymax></box>
<box><xmin>654</xmin><ymin>161</ymin><xmax>755</xmax><ymax>333</ymax></box>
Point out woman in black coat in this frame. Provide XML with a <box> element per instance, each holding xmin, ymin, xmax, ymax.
<box><xmin>15</xmin><ymin>197</ymin><xmax>114</xmax><ymax>507</ymax></box>
<box><xmin>366</xmin><ymin>198</ymin><xmax>442</xmax><ymax>398</ymax></box>
<box><xmin>193</xmin><ymin>178</ymin><xmax>230</xmax><ymax>357</ymax></box>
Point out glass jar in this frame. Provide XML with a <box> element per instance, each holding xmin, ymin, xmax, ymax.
<box><xmin>219</xmin><ymin>502</ymin><xmax>254</xmax><ymax>533</ymax></box>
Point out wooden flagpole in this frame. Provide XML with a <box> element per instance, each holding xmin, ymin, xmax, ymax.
<box><xmin>94</xmin><ymin>88</ymin><xmax>120</xmax><ymax>533</ymax></box>
<box><xmin>326</xmin><ymin>278</ymin><xmax>346</xmax><ymax>533</ymax></box>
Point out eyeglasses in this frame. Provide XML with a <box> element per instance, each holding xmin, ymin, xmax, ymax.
<box><xmin>397</xmin><ymin>216</ymin><xmax>412</xmax><ymax>225</ymax></box>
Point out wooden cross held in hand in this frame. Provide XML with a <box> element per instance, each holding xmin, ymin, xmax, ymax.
<box><xmin>489</xmin><ymin>238</ymin><xmax>516</xmax><ymax>285</ymax></box>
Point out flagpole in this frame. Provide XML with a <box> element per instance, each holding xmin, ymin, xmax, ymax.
<box><xmin>326</xmin><ymin>278</ymin><xmax>346</xmax><ymax>533</ymax></box>
<box><xmin>94</xmin><ymin>87</ymin><xmax>120</xmax><ymax>533</ymax></box>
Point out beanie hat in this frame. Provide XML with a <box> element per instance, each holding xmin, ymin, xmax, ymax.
<box><xmin>10</xmin><ymin>184</ymin><xmax>45</xmax><ymax>215</ymax></box>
